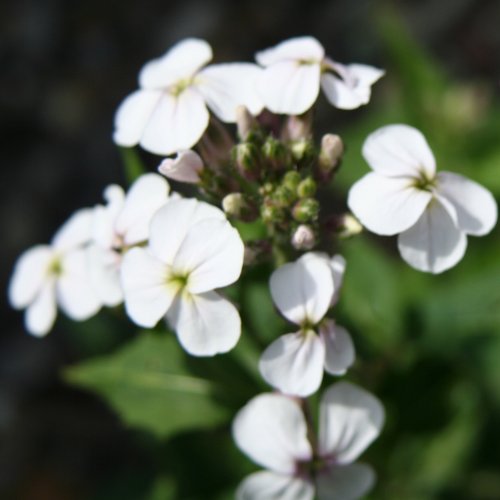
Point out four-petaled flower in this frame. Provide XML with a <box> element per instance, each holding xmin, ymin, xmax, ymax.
<box><xmin>259</xmin><ymin>252</ymin><xmax>355</xmax><ymax>397</ymax></box>
<box><xmin>120</xmin><ymin>197</ymin><xmax>245</xmax><ymax>356</ymax></box>
<box><xmin>255</xmin><ymin>36</ymin><xmax>384</xmax><ymax>115</ymax></box>
<box><xmin>233</xmin><ymin>381</ymin><xmax>385</xmax><ymax>500</ymax></box>
<box><xmin>348</xmin><ymin>124</ymin><xmax>498</xmax><ymax>273</ymax></box>
<box><xmin>9</xmin><ymin>209</ymin><xmax>101</xmax><ymax>336</ymax></box>
<box><xmin>114</xmin><ymin>38</ymin><xmax>264</xmax><ymax>156</ymax></box>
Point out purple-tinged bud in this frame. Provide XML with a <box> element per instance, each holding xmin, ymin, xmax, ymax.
<box><xmin>291</xmin><ymin>224</ymin><xmax>316</xmax><ymax>250</ymax></box>
<box><xmin>157</xmin><ymin>150</ymin><xmax>203</xmax><ymax>184</ymax></box>
<box><xmin>318</xmin><ymin>134</ymin><xmax>343</xmax><ymax>175</ymax></box>
<box><xmin>281</xmin><ymin>112</ymin><xmax>313</xmax><ymax>141</ymax></box>
<box><xmin>236</xmin><ymin>106</ymin><xmax>258</xmax><ymax>141</ymax></box>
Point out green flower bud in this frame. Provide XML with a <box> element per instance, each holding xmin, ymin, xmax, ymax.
<box><xmin>272</xmin><ymin>185</ymin><xmax>297</xmax><ymax>207</ymax></box>
<box><xmin>297</xmin><ymin>177</ymin><xmax>316</xmax><ymax>198</ymax></box>
<box><xmin>222</xmin><ymin>192</ymin><xmax>256</xmax><ymax>221</ymax></box>
<box><xmin>290</xmin><ymin>138</ymin><xmax>314</xmax><ymax>162</ymax></box>
<box><xmin>262</xmin><ymin>136</ymin><xmax>290</xmax><ymax>169</ymax></box>
<box><xmin>282</xmin><ymin>170</ymin><xmax>301</xmax><ymax>191</ymax></box>
<box><xmin>318</xmin><ymin>134</ymin><xmax>343</xmax><ymax>175</ymax></box>
<box><xmin>261</xmin><ymin>199</ymin><xmax>285</xmax><ymax>224</ymax></box>
<box><xmin>292</xmin><ymin>198</ymin><xmax>319</xmax><ymax>222</ymax></box>
<box><xmin>234</xmin><ymin>142</ymin><xmax>260</xmax><ymax>181</ymax></box>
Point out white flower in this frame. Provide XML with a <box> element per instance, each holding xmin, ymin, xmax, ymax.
<box><xmin>233</xmin><ymin>381</ymin><xmax>385</xmax><ymax>500</ymax></box>
<box><xmin>8</xmin><ymin>209</ymin><xmax>101</xmax><ymax>336</ymax></box>
<box><xmin>259</xmin><ymin>252</ymin><xmax>354</xmax><ymax>397</ymax></box>
<box><xmin>348</xmin><ymin>124</ymin><xmax>498</xmax><ymax>273</ymax></box>
<box><xmin>157</xmin><ymin>150</ymin><xmax>204</xmax><ymax>184</ymax></box>
<box><xmin>113</xmin><ymin>38</ymin><xmax>264</xmax><ymax>156</ymax></box>
<box><xmin>255</xmin><ymin>36</ymin><xmax>384</xmax><ymax>115</ymax></box>
<box><xmin>120</xmin><ymin>197</ymin><xmax>245</xmax><ymax>356</ymax></box>
<box><xmin>88</xmin><ymin>173</ymin><xmax>171</xmax><ymax>307</ymax></box>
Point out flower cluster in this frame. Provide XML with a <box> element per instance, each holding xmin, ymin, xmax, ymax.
<box><xmin>9</xmin><ymin>35</ymin><xmax>498</xmax><ymax>499</ymax></box>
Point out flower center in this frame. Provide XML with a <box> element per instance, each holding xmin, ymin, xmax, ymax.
<box><xmin>413</xmin><ymin>171</ymin><xmax>436</xmax><ymax>192</ymax></box>
<box><xmin>170</xmin><ymin>78</ymin><xmax>193</xmax><ymax>97</ymax></box>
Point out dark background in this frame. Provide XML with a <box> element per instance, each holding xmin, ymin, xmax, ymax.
<box><xmin>2</xmin><ymin>0</ymin><xmax>500</xmax><ymax>498</ymax></box>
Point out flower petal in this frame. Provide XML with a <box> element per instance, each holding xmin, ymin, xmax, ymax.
<box><xmin>237</xmin><ymin>471</ymin><xmax>314</xmax><ymax>500</ymax></box>
<box><xmin>52</xmin><ymin>208</ymin><xmax>94</xmax><ymax>251</ymax></box>
<box><xmin>92</xmin><ymin>185</ymin><xmax>125</xmax><ymax>248</ymax></box>
<box><xmin>56</xmin><ymin>249</ymin><xmax>102</xmax><ymax>320</ymax></box>
<box><xmin>316</xmin><ymin>463</ymin><xmax>375</xmax><ymax>500</ymax></box>
<box><xmin>232</xmin><ymin>393</ymin><xmax>312</xmax><ymax>474</ymax></box>
<box><xmin>436</xmin><ymin>172</ymin><xmax>497</xmax><ymax>236</ymax></box>
<box><xmin>398</xmin><ymin>198</ymin><xmax>467</xmax><ymax>273</ymax></box>
<box><xmin>259</xmin><ymin>330</ymin><xmax>325</xmax><ymax>397</ymax></box>
<box><xmin>121</xmin><ymin>247</ymin><xmax>177</xmax><ymax>327</ymax></box>
<box><xmin>330</xmin><ymin>254</ymin><xmax>346</xmax><ymax>306</ymax></box>
<box><xmin>256</xmin><ymin>36</ymin><xmax>324</xmax><ymax>66</ymax></box>
<box><xmin>173</xmin><ymin>218</ymin><xmax>244</xmax><ymax>294</ymax></box>
<box><xmin>318</xmin><ymin>381</ymin><xmax>385</xmax><ymax>463</ymax></box>
<box><xmin>25</xmin><ymin>279</ymin><xmax>57</xmax><ymax>337</ymax></box>
<box><xmin>158</xmin><ymin>150</ymin><xmax>203</xmax><ymax>184</ymax></box>
<box><xmin>347</xmin><ymin>172</ymin><xmax>431</xmax><ymax>235</ymax></box>
<box><xmin>149</xmin><ymin>198</ymin><xmax>225</xmax><ymax>263</ymax></box>
<box><xmin>114</xmin><ymin>173</ymin><xmax>170</xmax><ymax>246</ymax></box>
<box><xmin>113</xmin><ymin>89</ymin><xmax>162</xmax><ymax>148</ymax></box>
<box><xmin>320</xmin><ymin>320</ymin><xmax>355</xmax><ymax>376</ymax></box>
<box><xmin>140</xmin><ymin>88</ymin><xmax>209</xmax><ymax>156</ymax></box>
<box><xmin>8</xmin><ymin>245</ymin><xmax>53</xmax><ymax>309</ymax></box>
<box><xmin>362</xmin><ymin>124</ymin><xmax>436</xmax><ymax>179</ymax></box>
<box><xmin>197</xmin><ymin>63</ymin><xmax>264</xmax><ymax>121</ymax></box>
<box><xmin>87</xmin><ymin>245</ymin><xmax>123</xmax><ymax>307</ymax></box>
<box><xmin>167</xmin><ymin>290</ymin><xmax>240</xmax><ymax>356</ymax></box>
<box><xmin>257</xmin><ymin>61</ymin><xmax>321</xmax><ymax>115</ymax></box>
<box><xmin>270</xmin><ymin>252</ymin><xmax>334</xmax><ymax>326</ymax></box>
<box><xmin>139</xmin><ymin>38</ymin><xmax>213</xmax><ymax>89</ymax></box>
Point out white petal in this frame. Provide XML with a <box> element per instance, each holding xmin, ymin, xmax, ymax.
<box><xmin>270</xmin><ymin>252</ymin><xmax>334</xmax><ymax>325</ymax></box>
<box><xmin>398</xmin><ymin>198</ymin><xmax>468</xmax><ymax>273</ymax></box>
<box><xmin>56</xmin><ymin>249</ymin><xmax>101</xmax><ymax>320</ymax></box>
<box><xmin>87</xmin><ymin>245</ymin><xmax>123</xmax><ymax>307</ymax></box>
<box><xmin>52</xmin><ymin>208</ymin><xmax>94</xmax><ymax>251</ymax></box>
<box><xmin>140</xmin><ymin>88</ymin><xmax>209</xmax><ymax>156</ymax></box>
<box><xmin>8</xmin><ymin>245</ymin><xmax>54</xmax><ymax>309</ymax></box>
<box><xmin>139</xmin><ymin>39</ymin><xmax>212</xmax><ymax>90</ymax></box>
<box><xmin>257</xmin><ymin>61</ymin><xmax>321</xmax><ymax>115</ymax></box>
<box><xmin>173</xmin><ymin>218</ymin><xmax>244</xmax><ymax>294</ymax></box>
<box><xmin>237</xmin><ymin>471</ymin><xmax>314</xmax><ymax>500</ymax></box>
<box><xmin>114</xmin><ymin>173</ymin><xmax>170</xmax><ymax>246</ymax></box>
<box><xmin>362</xmin><ymin>124</ymin><xmax>436</xmax><ymax>179</ymax></box>
<box><xmin>321</xmin><ymin>61</ymin><xmax>384</xmax><ymax>110</ymax></box>
<box><xmin>25</xmin><ymin>280</ymin><xmax>57</xmax><ymax>337</ymax></box>
<box><xmin>318</xmin><ymin>381</ymin><xmax>385</xmax><ymax>463</ymax></box>
<box><xmin>347</xmin><ymin>172</ymin><xmax>432</xmax><ymax>235</ymax></box>
<box><xmin>256</xmin><ymin>36</ymin><xmax>324</xmax><ymax>66</ymax></box>
<box><xmin>316</xmin><ymin>463</ymin><xmax>375</xmax><ymax>500</ymax></box>
<box><xmin>320</xmin><ymin>320</ymin><xmax>355</xmax><ymax>376</ymax></box>
<box><xmin>92</xmin><ymin>185</ymin><xmax>125</xmax><ymax>248</ymax></box>
<box><xmin>158</xmin><ymin>150</ymin><xmax>203</xmax><ymax>184</ymax></box>
<box><xmin>259</xmin><ymin>330</ymin><xmax>325</xmax><ymax>397</ymax></box>
<box><xmin>121</xmin><ymin>247</ymin><xmax>177</xmax><ymax>327</ymax></box>
<box><xmin>232</xmin><ymin>393</ymin><xmax>312</xmax><ymax>474</ymax></box>
<box><xmin>196</xmin><ymin>63</ymin><xmax>264</xmax><ymax>121</ymax></box>
<box><xmin>113</xmin><ymin>90</ymin><xmax>161</xmax><ymax>147</ymax></box>
<box><xmin>149</xmin><ymin>198</ymin><xmax>225</xmax><ymax>264</ymax></box>
<box><xmin>329</xmin><ymin>254</ymin><xmax>346</xmax><ymax>306</ymax></box>
<box><xmin>167</xmin><ymin>290</ymin><xmax>240</xmax><ymax>356</ymax></box>
<box><xmin>436</xmin><ymin>172</ymin><xmax>497</xmax><ymax>236</ymax></box>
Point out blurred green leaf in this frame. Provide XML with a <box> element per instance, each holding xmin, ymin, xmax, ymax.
<box><xmin>64</xmin><ymin>331</ymin><xmax>230</xmax><ymax>438</ymax></box>
<box><xmin>120</xmin><ymin>147</ymin><xmax>147</xmax><ymax>185</ymax></box>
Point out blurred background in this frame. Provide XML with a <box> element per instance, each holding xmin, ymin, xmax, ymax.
<box><xmin>1</xmin><ymin>0</ymin><xmax>500</xmax><ymax>498</ymax></box>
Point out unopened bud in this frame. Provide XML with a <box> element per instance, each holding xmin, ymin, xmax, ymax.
<box><xmin>234</xmin><ymin>143</ymin><xmax>260</xmax><ymax>181</ymax></box>
<box><xmin>272</xmin><ymin>185</ymin><xmax>297</xmax><ymax>207</ymax></box>
<box><xmin>291</xmin><ymin>224</ymin><xmax>316</xmax><ymax>250</ymax></box>
<box><xmin>290</xmin><ymin>138</ymin><xmax>314</xmax><ymax>163</ymax></box>
<box><xmin>297</xmin><ymin>177</ymin><xmax>316</xmax><ymax>198</ymax></box>
<box><xmin>197</xmin><ymin>118</ymin><xmax>234</xmax><ymax>168</ymax></box>
<box><xmin>292</xmin><ymin>198</ymin><xmax>319</xmax><ymax>222</ymax></box>
<box><xmin>236</xmin><ymin>106</ymin><xmax>258</xmax><ymax>141</ymax></box>
<box><xmin>282</xmin><ymin>113</ymin><xmax>312</xmax><ymax>141</ymax></box>
<box><xmin>282</xmin><ymin>170</ymin><xmax>301</xmax><ymax>191</ymax></box>
<box><xmin>261</xmin><ymin>200</ymin><xmax>285</xmax><ymax>224</ymax></box>
<box><xmin>337</xmin><ymin>213</ymin><xmax>363</xmax><ymax>238</ymax></box>
<box><xmin>262</xmin><ymin>136</ymin><xmax>290</xmax><ymax>170</ymax></box>
<box><xmin>222</xmin><ymin>192</ymin><xmax>257</xmax><ymax>221</ymax></box>
<box><xmin>157</xmin><ymin>150</ymin><xmax>203</xmax><ymax>184</ymax></box>
<box><xmin>318</xmin><ymin>134</ymin><xmax>344</xmax><ymax>174</ymax></box>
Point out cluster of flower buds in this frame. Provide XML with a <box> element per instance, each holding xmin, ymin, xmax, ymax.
<box><xmin>9</xmin><ymin>35</ymin><xmax>498</xmax><ymax>499</ymax></box>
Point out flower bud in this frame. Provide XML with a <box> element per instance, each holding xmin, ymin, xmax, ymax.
<box><xmin>272</xmin><ymin>185</ymin><xmax>297</xmax><ymax>207</ymax></box>
<box><xmin>291</xmin><ymin>224</ymin><xmax>315</xmax><ymax>250</ymax></box>
<box><xmin>337</xmin><ymin>213</ymin><xmax>363</xmax><ymax>238</ymax></box>
<box><xmin>261</xmin><ymin>200</ymin><xmax>285</xmax><ymax>224</ymax></box>
<box><xmin>282</xmin><ymin>170</ymin><xmax>301</xmax><ymax>192</ymax></box>
<box><xmin>157</xmin><ymin>150</ymin><xmax>203</xmax><ymax>184</ymax></box>
<box><xmin>292</xmin><ymin>198</ymin><xmax>319</xmax><ymax>222</ymax></box>
<box><xmin>222</xmin><ymin>193</ymin><xmax>257</xmax><ymax>221</ymax></box>
<box><xmin>296</xmin><ymin>177</ymin><xmax>316</xmax><ymax>198</ymax></box>
<box><xmin>290</xmin><ymin>138</ymin><xmax>314</xmax><ymax>163</ymax></box>
<box><xmin>234</xmin><ymin>142</ymin><xmax>261</xmax><ymax>181</ymax></box>
<box><xmin>262</xmin><ymin>136</ymin><xmax>290</xmax><ymax>170</ymax></box>
<box><xmin>236</xmin><ymin>106</ymin><xmax>258</xmax><ymax>141</ymax></box>
<box><xmin>281</xmin><ymin>113</ymin><xmax>312</xmax><ymax>141</ymax></box>
<box><xmin>318</xmin><ymin>134</ymin><xmax>343</xmax><ymax>176</ymax></box>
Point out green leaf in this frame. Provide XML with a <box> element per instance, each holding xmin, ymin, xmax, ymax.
<box><xmin>64</xmin><ymin>331</ymin><xmax>230</xmax><ymax>438</ymax></box>
<box><xmin>120</xmin><ymin>147</ymin><xmax>147</xmax><ymax>185</ymax></box>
